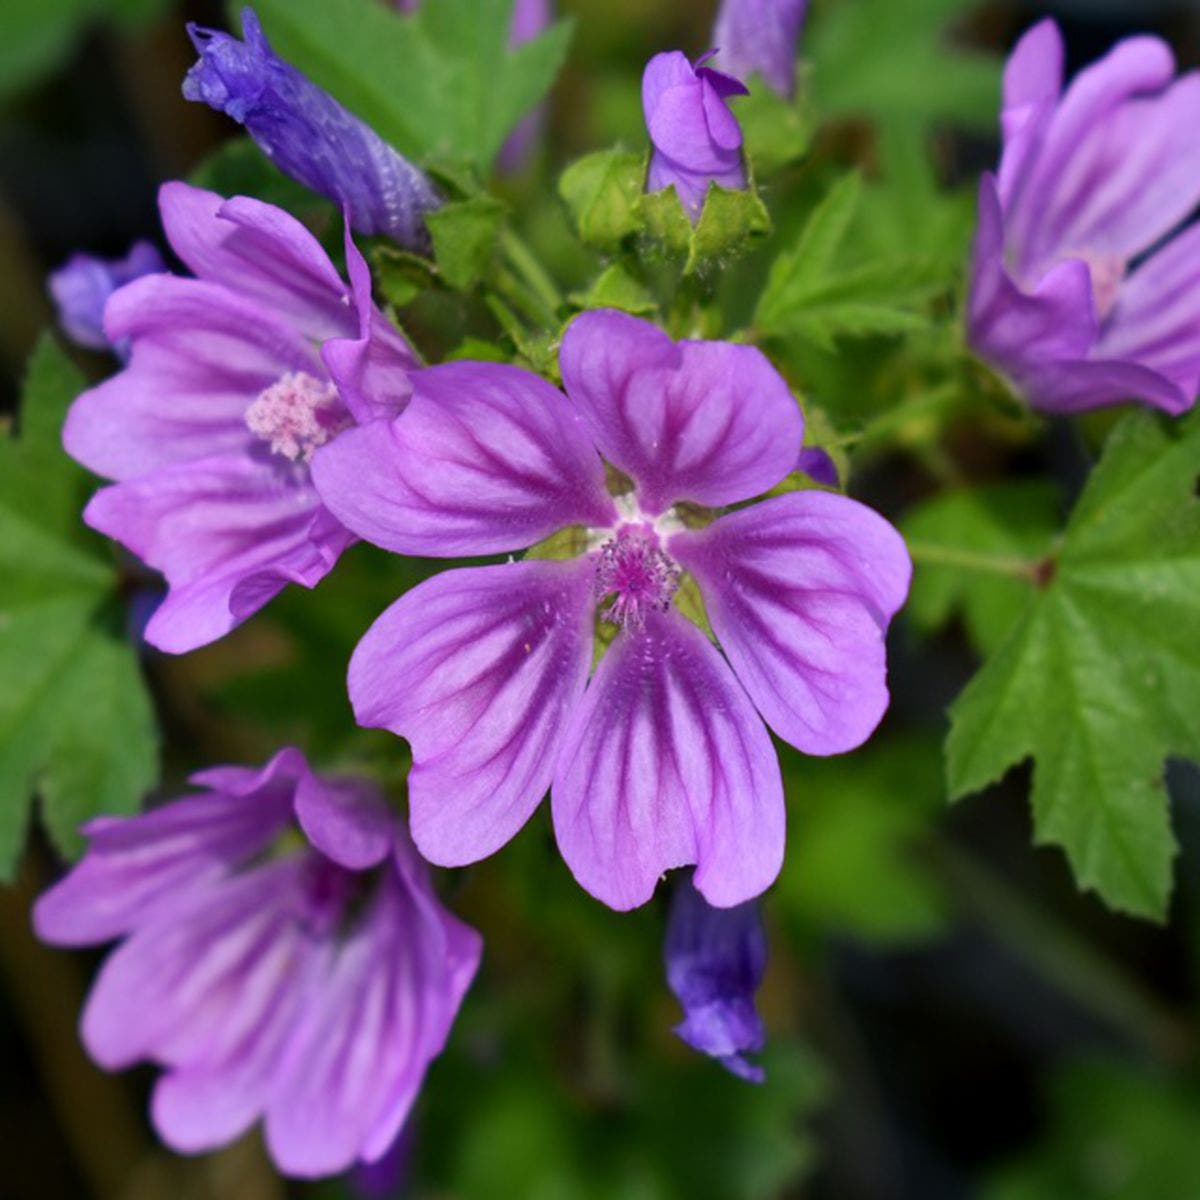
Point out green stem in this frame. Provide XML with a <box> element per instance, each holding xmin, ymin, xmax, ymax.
<box><xmin>906</xmin><ymin>539</ymin><xmax>1038</xmax><ymax>581</ymax></box>
<box><xmin>500</xmin><ymin>227</ymin><xmax>563</xmax><ymax>319</ymax></box>
<box><xmin>933</xmin><ymin>840</ymin><xmax>1193</xmax><ymax>1064</ymax></box>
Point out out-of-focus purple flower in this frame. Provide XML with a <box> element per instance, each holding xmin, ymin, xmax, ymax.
<box><xmin>968</xmin><ymin>19</ymin><xmax>1200</xmax><ymax>416</ymax></box>
<box><xmin>642</xmin><ymin>50</ymin><xmax>749</xmax><ymax>222</ymax></box>
<box><xmin>34</xmin><ymin>748</ymin><xmax>481</xmax><ymax>1180</ymax></box>
<box><xmin>183</xmin><ymin>8</ymin><xmax>440</xmax><ymax>250</ymax></box>
<box><xmin>497</xmin><ymin>0</ymin><xmax>553</xmax><ymax>172</ymax></box>
<box><xmin>795</xmin><ymin>445</ymin><xmax>839</xmax><ymax>487</ymax></box>
<box><xmin>711</xmin><ymin>0</ymin><xmax>808</xmax><ymax>99</ymax></box>
<box><xmin>665</xmin><ymin>874</ymin><xmax>767</xmax><ymax>1082</ymax></box>
<box><xmin>311</xmin><ymin>309</ymin><xmax>910</xmax><ymax>912</ymax></box>
<box><xmin>62</xmin><ymin>181</ymin><xmax>418</xmax><ymax>654</ymax></box>
<box><xmin>48</xmin><ymin>242</ymin><xmax>165</xmax><ymax>359</ymax></box>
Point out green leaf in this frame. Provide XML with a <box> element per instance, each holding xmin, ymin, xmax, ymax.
<box><xmin>809</xmin><ymin>0</ymin><xmax>1002</xmax><ymax>133</ymax></box>
<box><xmin>946</xmin><ymin>411</ymin><xmax>1200</xmax><ymax>919</ymax></box>
<box><xmin>252</xmin><ymin>0</ymin><xmax>574</xmax><ymax>170</ymax></box>
<box><xmin>737</xmin><ymin>81</ymin><xmax>814</xmax><ymax>176</ymax></box>
<box><xmin>0</xmin><ymin>0</ymin><xmax>92</xmax><ymax>105</ymax></box>
<box><xmin>984</xmin><ymin>1060</ymin><xmax>1200</xmax><ymax>1200</ymax></box>
<box><xmin>427</xmin><ymin>195</ymin><xmax>507</xmax><ymax>290</ymax></box>
<box><xmin>756</xmin><ymin>173</ymin><xmax>943</xmax><ymax>348</ymax></box>
<box><xmin>189</xmin><ymin>136</ymin><xmax>332</xmax><ymax>221</ymax></box>
<box><xmin>559</xmin><ymin>147</ymin><xmax>646</xmax><ymax>251</ymax></box>
<box><xmin>778</xmin><ymin>736</ymin><xmax>948</xmax><ymax>943</ymax></box>
<box><xmin>903</xmin><ymin>481</ymin><xmax>1061</xmax><ymax>657</ymax></box>
<box><xmin>0</xmin><ymin>337</ymin><xmax>158</xmax><ymax>876</ymax></box>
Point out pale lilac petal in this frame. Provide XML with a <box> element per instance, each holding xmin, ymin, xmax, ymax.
<box><xmin>1007</xmin><ymin>36</ymin><xmax>1176</xmax><ymax>271</ymax></box>
<box><xmin>63</xmin><ymin>274</ymin><xmax>319</xmax><ymax>481</ymax></box>
<box><xmin>32</xmin><ymin>791</ymin><xmax>288</xmax><ymax>947</ymax></box>
<box><xmin>187</xmin><ymin>744</ymin><xmax>309</xmax><ymax>796</ymax></box>
<box><xmin>552</xmin><ymin>610</ymin><xmax>784</xmax><ymax>911</ymax></box>
<box><xmin>1095</xmin><ymin>221</ymin><xmax>1200</xmax><ymax>404</ymax></box>
<box><xmin>968</xmin><ymin>174</ymin><xmax>1097</xmax><ymax>380</ymax></box>
<box><xmin>320</xmin><ymin>225</ymin><xmax>417</xmax><ymax>425</ymax></box>
<box><xmin>711</xmin><ymin>0</ymin><xmax>807</xmax><ymax>99</ymax></box>
<box><xmin>312</xmin><ymin>363</ymin><xmax>615</xmax><ymax>557</ymax></box>
<box><xmin>671</xmin><ymin>491</ymin><xmax>910</xmax><ymax>756</ymax></box>
<box><xmin>158</xmin><ymin>181</ymin><xmax>356</xmax><ymax>341</ymax></box>
<box><xmin>84</xmin><ymin>453</ymin><xmax>350</xmax><ymax>653</ymax></box>
<box><xmin>294</xmin><ymin>771</ymin><xmax>393</xmax><ymax>871</ymax></box>
<box><xmin>264</xmin><ymin>857</ymin><xmax>482</xmax><ymax>1177</ymax></box>
<box><xmin>348</xmin><ymin>560</ymin><xmax>595</xmax><ymax>866</ymax></box>
<box><xmin>1005</xmin><ymin>358</ymin><xmax>1190</xmax><ymax>416</ymax></box>
<box><xmin>559</xmin><ymin>310</ymin><xmax>802</xmax><ymax>514</ymax></box>
<box><xmin>997</xmin><ymin>19</ymin><xmax>1063</xmax><ymax>206</ymax></box>
<box><xmin>80</xmin><ymin>857</ymin><xmax>309</xmax><ymax>1071</ymax></box>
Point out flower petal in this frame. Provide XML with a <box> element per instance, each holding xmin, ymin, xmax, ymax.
<box><xmin>33</xmin><ymin>789</ymin><xmax>288</xmax><ymax>947</ymax></box>
<box><xmin>559</xmin><ymin>309</ymin><xmax>801</xmax><ymax>514</ymax></box>
<box><xmin>670</xmin><ymin>490</ymin><xmax>911</xmax><ymax>755</ymax></box>
<box><xmin>85</xmin><ymin>452</ymin><xmax>350</xmax><ymax>653</ymax></box>
<box><xmin>294</xmin><ymin>770</ymin><xmax>394</xmax><ymax>870</ymax></box>
<box><xmin>348</xmin><ymin>560</ymin><xmax>595</xmax><ymax>866</ymax></box>
<box><xmin>552</xmin><ymin>609</ymin><xmax>784</xmax><ymax>911</ymax></box>
<box><xmin>320</xmin><ymin>223</ymin><xmax>417</xmax><ymax>425</ymax></box>
<box><xmin>158</xmin><ymin>181</ymin><xmax>356</xmax><ymax>341</ymax></box>
<box><xmin>312</xmin><ymin>362</ymin><xmax>614</xmax><ymax>557</ymax></box>
<box><xmin>264</xmin><ymin>856</ymin><xmax>481</xmax><ymax>1177</ymax></box>
<box><xmin>63</xmin><ymin>274</ymin><xmax>320</xmax><ymax>482</ymax></box>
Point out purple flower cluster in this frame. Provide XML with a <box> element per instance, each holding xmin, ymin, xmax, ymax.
<box><xmin>312</xmin><ymin>309</ymin><xmax>911</xmax><ymax>911</ymax></box>
<box><xmin>35</xmin><ymin>749</ymin><xmax>480</xmax><ymax>1178</ymax></box>
<box><xmin>969</xmin><ymin>19</ymin><xmax>1200</xmax><ymax>416</ymax></box>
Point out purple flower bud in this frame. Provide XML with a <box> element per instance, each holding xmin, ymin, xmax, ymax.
<box><xmin>664</xmin><ymin>873</ymin><xmax>767</xmax><ymax>1082</ymax></box>
<box><xmin>642</xmin><ymin>50</ymin><xmax>749</xmax><ymax>223</ymax></box>
<box><xmin>183</xmin><ymin>8</ymin><xmax>440</xmax><ymax>250</ymax></box>
<box><xmin>711</xmin><ymin>0</ymin><xmax>808</xmax><ymax>99</ymax></box>
<box><xmin>47</xmin><ymin>241</ymin><xmax>165</xmax><ymax>359</ymax></box>
<box><xmin>796</xmin><ymin>445</ymin><xmax>839</xmax><ymax>487</ymax></box>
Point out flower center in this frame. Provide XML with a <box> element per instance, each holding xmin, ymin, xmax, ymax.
<box><xmin>594</xmin><ymin>523</ymin><xmax>681</xmax><ymax>630</ymax></box>
<box><xmin>245</xmin><ymin>371</ymin><xmax>352</xmax><ymax>463</ymax></box>
<box><xmin>1063</xmin><ymin>250</ymin><xmax>1125</xmax><ymax>323</ymax></box>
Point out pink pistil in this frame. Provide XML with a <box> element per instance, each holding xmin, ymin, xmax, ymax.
<box><xmin>594</xmin><ymin>524</ymin><xmax>681</xmax><ymax>629</ymax></box>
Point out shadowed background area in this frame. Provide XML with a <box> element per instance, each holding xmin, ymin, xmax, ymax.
<box><xmin>3</xmin><ymin>1</ymin><xmax>1200</xmax><ymax>1198</ymax></box>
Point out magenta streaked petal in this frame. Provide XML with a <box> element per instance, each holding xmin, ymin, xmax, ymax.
<box><xmin>671</xmin><ymin>491</ymin><xmax>910</xmax><ymax>756</ymax></box>
<box><xmin>1003</xmin><ymin>358</ymin><xmax>1190</xmax><ymax>416</ymax></box>
<box><xmin>997</xmin><ymin>19</ymin><xmax>1063</xmax><ymax>206</ymax></box>
<box><xmin>320</xmin><ymin>225</ymin><xmax>417</xmax><ymax>425</ymax></box>
<box><xmin>559</xmin><ymin>309</ymin><xmax>802</xmax><ymax>514</ymax></box>
<box><xmin>84</xmin><ymin>453</ymin><xmax>349</xmax><ymax>653</ymax></box>
<box><xmin>32</xmin><ymin>790</ymin><xmax>288</xmax><ymax>947</ymax></box>
<box><xmin>348</xmin><ymin>560</ymin><xmax>595</xmax><ymax>866</ymax></box>
<box><xmin>294</xmin><ymin>770</ymin><xmax>393</xmax><ymax>871</ymax></box>
<box><xmin>158</xmin><ymin>181</ymin><xmax>356</xmax><ymax>342</ymax></box>
<box><xmin>80</xmin><ymin>856</ymin><xmax>310</xmax><ymax>1071</ymax></box>
<box><xmin>312</xmin><ymin>362</ymin><xmax>614</xmax><ymax>557</ymax></box>
<box><xmin>264</xmin><ymin>858</ymin><xmax>482</xmax><ymax>1178</ymax></box>
<box><xmin>63</xmin><ymin>275</ymin><xmax>318</xmax><ymax>482</ymax></box>
<box><xmin>552</xmin><ymin>609</ymin><xmax>784</xmax><ymax>911</ymax></box>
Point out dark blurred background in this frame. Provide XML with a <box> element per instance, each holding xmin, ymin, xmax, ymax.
<box><xmin>5</xmin><ymin>2</ymin><xmax>1200</xmax><ymax>1198</ymax></box>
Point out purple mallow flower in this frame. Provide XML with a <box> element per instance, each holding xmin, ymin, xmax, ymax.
<box><xmin>183</xmin><ymin>8</ymin><xmax>440</xmax><ymax>250</ymax></box>
<box><xmin>48</xmin><ymin>241</ymin><xmax>165</xmax><ymax>359</ymax></box>
<box><xmin>712</xmin><ymin>0</ymin><xmax>808</xmax><ymax>99</ymax></box>
<box><xmin>665</xmin><ymin>874</ymin><xmax>767</xmax><ymax>1082</ymax></box>
<box><xmin>33</xmin><ymin>748</ymin><xmax>481</xmax><ymax>1179</ymax></box>
<box><xmin>643</xmin><ymin>50</ymin><xmax>749</xmax><ymax>222</ymax></box>
<box><xmin>968</xmin><ymin>19</ymin><xmax>1200</xmax><ymax>416</ymax></box>
<box><xmin>312</xmin><ymin>309</ymin><xmax>911</xmax><ymax>911</ymax></box>
<box><xmin>62</xmin><ymin>181</ymin><xmax>418</xmax><ymax>653</ymax></box>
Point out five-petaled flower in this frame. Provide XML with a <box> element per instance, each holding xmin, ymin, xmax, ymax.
<box><xmin>34</xmin><ymin>748</ymin><xmax>481</xmax><ymax>1179</ymax></box>
<box><xmin>62</xmin><ymin>181</ymin><xmax>417</xmax><ymax>653</ymax></box>
<box><xmin>312</xmin><ymin>309</ymin><xmax>911</xmax><ymax>912</ymax></box>
<box><xmin>969</xmin><ymin>18</ymin><xmax>1200</xmax><ymax>416</ymax></box>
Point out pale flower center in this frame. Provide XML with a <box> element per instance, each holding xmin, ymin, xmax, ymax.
<box><xmin>245</xmin><ymin>371</ymin><xmax>352</xmax><ymax>463</ymax></box>
<box><xmin>1076</xmin><ymin>251</ymin><xmax>1126</xmax><ymax>323</ymax></box>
